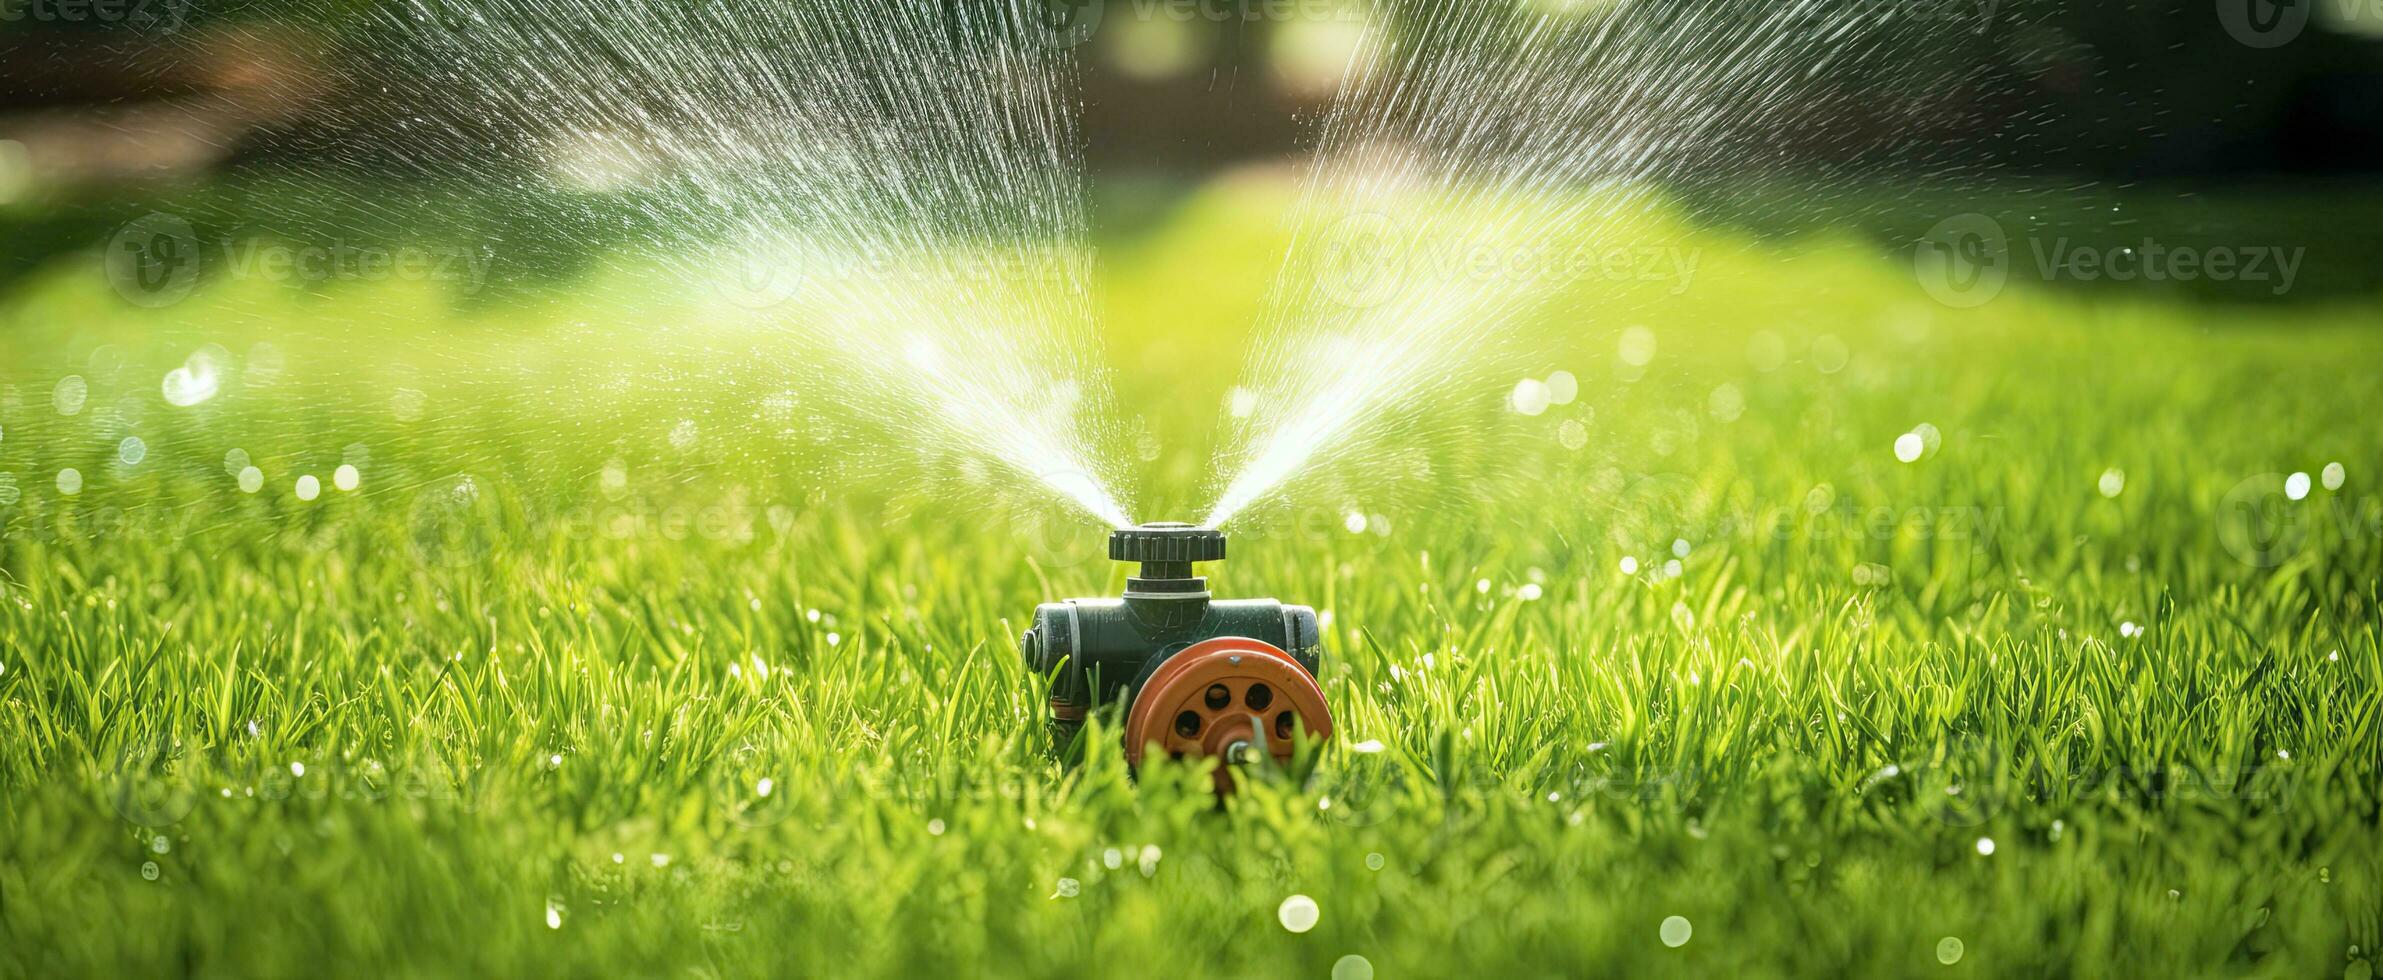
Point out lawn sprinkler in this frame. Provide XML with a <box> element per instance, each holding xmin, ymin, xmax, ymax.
<box><xmin>1020</xmin><ymin>522</ymin><xmax>1333</xmax><ymax>794</ymax></box>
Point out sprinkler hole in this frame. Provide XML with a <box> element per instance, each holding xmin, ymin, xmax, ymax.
<box><xmin>1204</xmin><ymin>684</ymin><xmax>1231</xmax><ymax>710</ymax></box>
<box><xmin>1245</xmin><ymin>683</ymin><xmax>1274</xmax><ymax>711</ymax></box>
<box><xmin>1175</xmin><ymin>711</ymin><xmax>1203</xmax><ymax>738</ymax></box>
<box><xmin>1275</xmin><ymin>711</ymin><xmax>1295</xmax><ymax>740</ymax></box>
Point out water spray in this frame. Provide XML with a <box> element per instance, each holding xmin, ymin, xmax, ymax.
<box><xmin>1019</xmin><ymin>522</ymin><xmax>1332</xmax><ymax>794</ymax></box>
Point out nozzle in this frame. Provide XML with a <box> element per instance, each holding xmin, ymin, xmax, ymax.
<box><xmin>1109</xmin><ymin>522</ymin><xmax>1225</xmax><ymax>582</ymax></box>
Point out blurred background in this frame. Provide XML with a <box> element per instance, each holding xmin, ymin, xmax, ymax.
<box><xmin>1</xmin><ymin>0</ymin><xmax>2380</xmax><ymax>301</ymax></box>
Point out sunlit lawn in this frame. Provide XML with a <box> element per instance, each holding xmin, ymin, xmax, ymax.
<box><xmin>1</xmin><ymin>180</ymin><xmax>2379</xmax><ymax>977</ymax></box>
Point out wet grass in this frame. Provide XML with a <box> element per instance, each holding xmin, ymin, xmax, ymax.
<box><xmin>1</xmin><ymin>183</ymin><xmax>2380</xmax><ymax>977</ymax></box>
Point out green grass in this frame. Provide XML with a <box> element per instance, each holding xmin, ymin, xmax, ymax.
<box><xmin>1</xmin><ymin>180</ymin><xmax>2379</xmax><ymax>978</ymax></box>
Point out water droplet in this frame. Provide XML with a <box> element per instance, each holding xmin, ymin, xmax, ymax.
<box><xmin>1936</xmin><ymin>937</ymin><xmax>1965</xmax><ymax>965</ymax></box>
<box><xmin>238</xmin><ymin>466</ymin><xmax>264</xmax><ymax>494</ymax></box>
<box><xmin>545</xmin><ymin>900</ymin><xmax>564</xmax><ymax>930</ymax></box>
<box><xmin>1748</xmin><ymin>331</ymin><xmax>1787</xmax><ymax>372</ymax></box>
<box><xmin>55</xmin><ymin>468</ymin><xmax>82</xmax><ymax>495</ymax></box>
<box><xmin>1053</xmin><ymin>877</ymin><xmax>1080</xmax><ymax>899</ymax></box>
<box><xmin>162</xmin><ymin>362</ymin><xmax>221</xmax><ymax>407</ymax></box>
<box><xmin>1618</xmin><ymin>326</ymin><xmax>1657</xmax><ymax>367</ymax></box>
<box><xmin>53</xmin><ymin>375</ymin><xmax>87</xmax><ymax>415</ymax></box>
<box><xmin>1660</xmin><ymin>915</ymin><xmax>1692</xmax><ymax>947</ymax></box>
<box><xmin>651</xmin><ymin>853</ymin><xmax>671</xmax><ymax>868</ymax></box>
<box><xmin>1278</xmin><ymin>894</ymin><xmax>1320</xmax><ymax>933</ymax></box>
<box><xmin>1619</xmin><ymin>556</ymin><xmax>1639</xmax><ymax>575</ymax></box>
<box><xmin>1332</xmin><ymin>954</ymin><xmax>1375</xmax><ymax>980</ymax></box>
<box><xmin>2098</xmin><ymin>468</ymin><xmax>2125</xmax><ymax>498</ymax></box>
<box><xmin>1812</xmin><ymin>335</ymin><xmax>1851</xmax><ymax>374</ymax></box>
<box><xmin>2286</xmin><ymin>472</ymin><xmax>2311</xmax><ymax>501</ymax></box>
<box><xmin>1975</xmin><ymin>837</ymin><xmax>1995</xmax><ymax>856</ymax></box>
<box><xmin>1708</xmin><ymin>383</ymin><xmax>1745</xmax><ymax>422</ymax></box>
<box><xmin>391</xmin><ymin>388</ymin><xmax>427</xmax><ymax>422</ymax></box>
<box><xmin>295</xmin><ymin>475</ymin><xmax>321</xmax><ymax>501</ymax></box>
<box><xmin>224</xmin><ymin>448</ymin><xmax>250</xmax><ymax>476</ymax></box>
<box><xmin>290</xmin><ymin>761</ymin><xmax>306</xmax><ymax>777</ymax></box>
<box><xmin>927</xmin><ymin>818</ymin><xmax>946</xmax><ymax>836</ymax></box>
<box><xmin>1343</xmin><ymin>511</ymin><xmax>1368</xmax><ymax>534</ymax></box>
<box><xmin>1365</xmin><ymin>852</ymin><xmax>1385</xmax><ymax>871</ymax></box>
<box><xmin>1558</xmin><ymin>418</ymin><xmax>1589</xmax><ymax>450</ymax></box>
<box><xmin>2322</xmin><ymin>462</ymin><xmax>2346</xmax><ymax>491</ymax></box>
<box><xmin>150</xmin><ymin>835</ymin><xmax>170</xmax><ymax>854</ymax></box>
<box><xmin>334</xmin><ymin>464</ymin><xmax>361</xmax><ymax>492</ymax></box>
<box><xmin>117</xmin><ymin>436</ymin><xmax>147</xmax><ymax>466</ymax></box>
<box><xmin>1510</xmin><ymin>378</ymin><xmax>1551</xmax><ymax>416</ymax></box>
<box><xmin>1518</xmin><ymin>583</ymin><xmax>1543</xmax><ymax>601</ymax></box>
<box><xmin>1894</xmin><ymin>432</ymin><xmax>1925</xmax><ymax>463</ymax></box>
<box><xmin>1545</xmin><ymin>370</ymin><xmax>1579</xmax><ymax>405</ymax></box>
<box><xmin>140</xmin><ymin>861</ymin><xmax>160</xmax><ymax>881</ymax></box>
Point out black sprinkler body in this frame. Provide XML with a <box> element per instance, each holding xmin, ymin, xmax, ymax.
<box><xmin>1020</xmin><ymin>523</ymin><xmax>1332</xmax><ymax>792</ymax></box>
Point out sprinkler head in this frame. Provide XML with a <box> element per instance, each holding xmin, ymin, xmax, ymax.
<box><xmin>1110</xmin><ymin>522</ymin><xmax>1224</xmax><ymax>597</ymax></box>
<box><xmin>1108</xmin><ymin>521</ymin><xmax>1226</xmax><ymax>566</ymax></box>
<box><xmin>1019</xmin><ymin>520</ymin><xmax>1333</xmax><ymax>795</ymax></box>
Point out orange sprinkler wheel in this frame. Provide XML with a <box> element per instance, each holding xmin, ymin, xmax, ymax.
<box><xmin>1122</xmin><ymin>637</ymin><xmax>1333</xmax><ymax>795</ymax></box>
